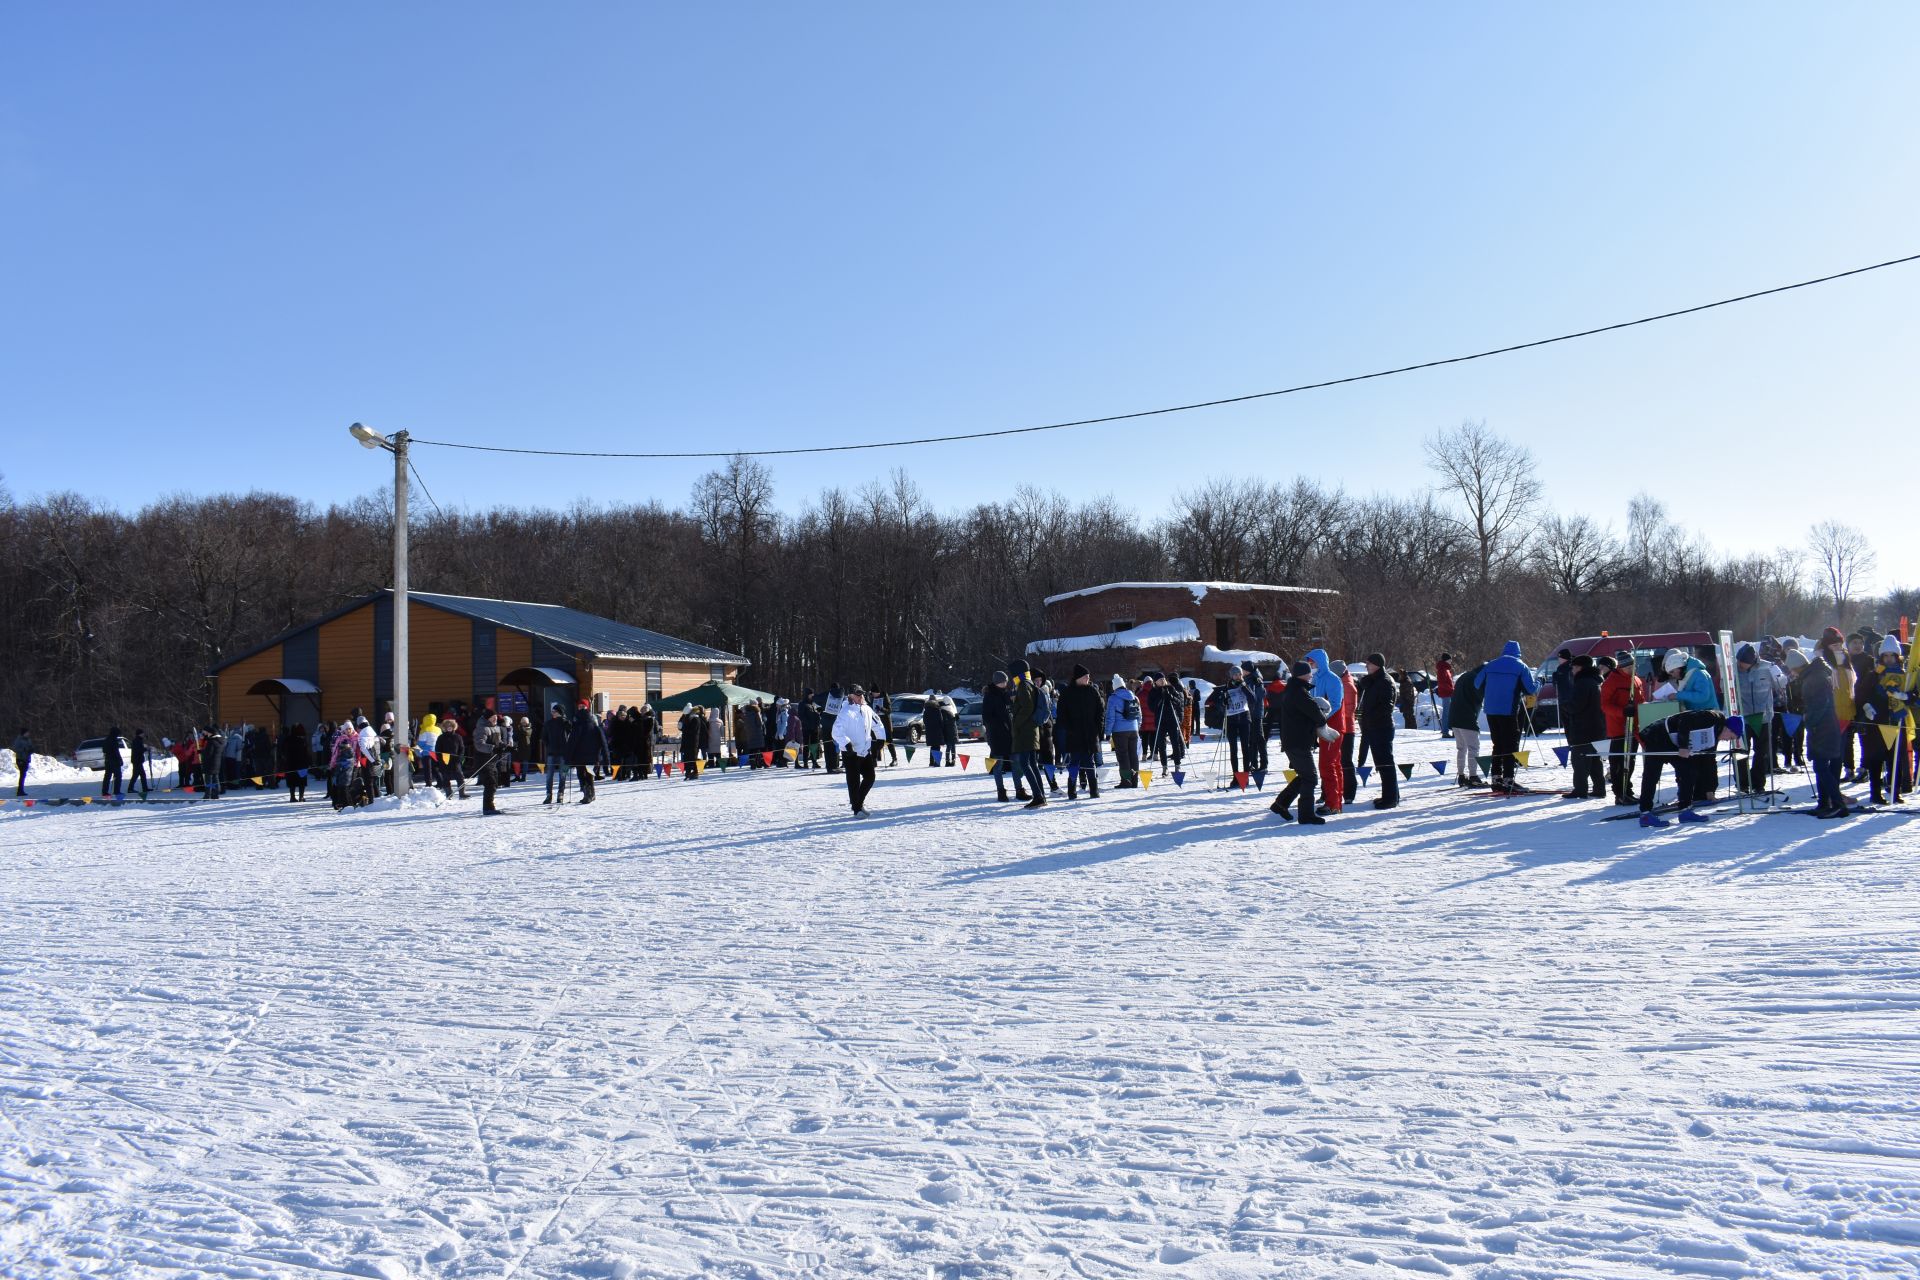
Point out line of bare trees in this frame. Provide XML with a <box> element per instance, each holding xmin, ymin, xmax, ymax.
<box><xmin>1</xmin><ymin>424</ymin><xmax>1907</xmax><ymax>751</ymax></box>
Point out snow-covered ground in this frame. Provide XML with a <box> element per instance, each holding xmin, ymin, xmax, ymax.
<box><xmin>1</xmin><ymin>730</ymin><xmax>1916</xmax><ymax>1278</ymax></box>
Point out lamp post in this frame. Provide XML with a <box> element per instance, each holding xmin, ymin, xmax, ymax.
<box><xmin>349</xmin><ymin>422</ymin><xmax>411</xmax><ymax>796</ymax></box>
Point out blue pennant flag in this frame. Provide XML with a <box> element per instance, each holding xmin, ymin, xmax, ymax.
<box><xmin>1251</xmin><ymin>768</ymin><xmax>1267</xmax><ymax>790</ymax></box>
<box><xmin>1357</xmin><ymin>766</ymin><xmax>1373</xmax><ymax>783</ymax></box>
<box><xmin>1553</xmin><ymin>745</ymin><xmax>1571</xmax><ymax>766</ymax></box>
<box><xmin>1172</xmin><ymin>770</ymin><xmax>1186</xmax><ymax>787</ymax></box>
<box><xmin>1431</xmin><ymin>760</ymin><xmax>1447</xmax><ymax>774</ymax></box>
<box><xmin>1782</xmin><ymin>712</ymin><xmax>1804</xmax><ymax>735</ymax></box>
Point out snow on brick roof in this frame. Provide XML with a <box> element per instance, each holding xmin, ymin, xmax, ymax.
<box><xmin>1043</xmin><ymin>581</ymin><xmax>1338</xmax><ymax>606</ymax></box>
<box><xmin>1025</xmin><ymin>618</ymin><xmax>1200</xmax><ymax>656</ymax></box>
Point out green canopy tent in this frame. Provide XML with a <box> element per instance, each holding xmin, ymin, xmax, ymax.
<box><xmin>650</xmin><ymin>680</ymin><xmax>780</xmax><ymax>713</ymax></box>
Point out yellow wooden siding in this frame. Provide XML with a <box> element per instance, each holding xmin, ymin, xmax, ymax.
<box><xmin>496</xmin><ymin>631</ymin><xmax>533</xmax><ymax>686</ymax></box>
<box><xmin>586</xmin><ymin>661</ymin><xmax>736</xmax><ymax>706</ymax></box>
<box><xmin>318</xmin><ymin>604</ymin><xmax>374</xmax><ymax>721</ymax></box>
<box><xmin>218</xmin><ymin>648</ymin><xmax>284</xmax><ymax>728</ymax></box>
<box><xmin>408</xmin><ymin>600</ymin><xmax>472</xmax><ymax>710</ymax></box>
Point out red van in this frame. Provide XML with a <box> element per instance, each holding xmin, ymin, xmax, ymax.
<box><xmin>1533</xmin><ymin>631</ymin><xmax>1721</xmax><ymax>728</ymax></box>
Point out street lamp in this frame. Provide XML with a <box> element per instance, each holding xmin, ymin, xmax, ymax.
<box><xmin>348</xmin><ymin>422</ymin><xmax>412</xmax><ymax>796</ymax></box>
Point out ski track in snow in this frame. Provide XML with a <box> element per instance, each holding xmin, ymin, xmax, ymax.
<box><xmin>1</xmin><ymin>730</ymin><xmax>1916</xmax><ymax>1278</ymax></box>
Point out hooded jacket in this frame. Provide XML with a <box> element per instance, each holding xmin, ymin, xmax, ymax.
<box><xmin>1734</xmin><ymin>657</ymin><xmax>1777</xmax><ymax>718</ymax></box>
<box><xmin>1474</xmin><ymin>642</ymin><xmax>1538</xmax><ymax>716</ymax></box>
<box><xmin>1105</xmin><ymin>684</ymin><xmax>1141</xmax><ymax>735</ymax></box>
<box><xmin>980</xmin><ymin>682</ymin><xmax>1014</xmax><ymax>756</ymax></box>
<box><xmin>1673</xmin><ymin>656</ymin><xmax>1718</xmax><ymax>712</ymax></box>
<box><xmin>1306</xmin><ymin>649</ymin><xmax>1344</xmax><ymax>716</ymax></box>
<box><xmin>1564</xmin><ymin>667</ymin><xmax>1607</xmax><ymax>745</ymax></box>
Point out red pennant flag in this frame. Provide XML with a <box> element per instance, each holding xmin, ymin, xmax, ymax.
<box><xmin>762</xmin><ymin>752</ymin><xmax>773</xmax><ymax>766</ymax></box>
<box><xmin>1235</xmin><ymin>771</ymin><xmax>1250</xmax><ymax>791</ymax></box>
<box><xmin>959</xmin><ymin>755</ymin><xmax>970</xmax><ymax>770</ymax></box>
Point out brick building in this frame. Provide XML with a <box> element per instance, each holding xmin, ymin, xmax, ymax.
<box><xmin>1026</xmin><ymin>581</ymin><xmax>1340</xmax><ymax>682</ymax></box>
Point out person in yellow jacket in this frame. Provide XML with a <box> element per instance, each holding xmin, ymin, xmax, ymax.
<box><xmin>1876</xmin><ymin>634</ymin><xmax>1913</xmax><ymax>797</ymax></box>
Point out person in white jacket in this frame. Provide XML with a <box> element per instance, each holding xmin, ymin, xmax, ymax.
<box><xmin>831</xmin><ymin>685</ymin><xmax>886</xmax><ymax>817</ymax></box>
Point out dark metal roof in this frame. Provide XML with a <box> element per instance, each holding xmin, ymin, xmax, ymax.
<box><xmin>408</xmin><ymin>591</ymin><xmax>749</xmax><ymax>664</ymax></box>
<box><xmin>245</xmin><ymin>677</ymin><xmax>322</xmax><ymax>696</ymax></box>
<box><xmin>211</xmin><ymin>590</ymin><xmax>748</xmax><ymax>674</ymax></box>
<box><xmin>498</xmin><ymin>666</ymin><xmax>579</xmax><ymax>687</ymax></box>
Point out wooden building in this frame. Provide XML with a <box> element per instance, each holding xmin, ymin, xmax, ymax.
<box><xmin>210</xmin><ymin>590</ymin><xmax>748</xmax><ymax>728</ymax></box>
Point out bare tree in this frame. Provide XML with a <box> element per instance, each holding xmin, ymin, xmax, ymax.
<box><xmin>1424</xmin><ymin>420</ymin><xmax>1542</xmax><ymax>585</ymax></box>
<box><xmin>1530</xmin><ymin>513</ymin><xmax>1618</xmax><ymax>603</ymax></box>
<box><xmin>1807</xmin><ymin>520</ymin><xmax>1876</xmax><ymax>623</ymax></box>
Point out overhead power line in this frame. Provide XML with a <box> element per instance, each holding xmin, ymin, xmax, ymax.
<box><xmin>410</xmin><ymin>251</ymin><xmax>1920</xmax><ymax>462</ymax></box>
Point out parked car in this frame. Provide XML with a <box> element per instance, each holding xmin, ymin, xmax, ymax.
<box><xmin>1533</xmin><ymin>631</ymin><xmax>1721</xmax><ymax>728</ymax></box>
<box><xmin>954</xmin><ymin>698</ymin><xmax>984</xmax><ymax>741</ymax></box>
<box><xmin>73</xmin><ymin>736</ymin><xmax>133</xmax><ymax>771</ymax></box>
<box><xmin>889</xmin><ymin>694</ymin><xmax>929</xmax><ymax>743</ymax></box>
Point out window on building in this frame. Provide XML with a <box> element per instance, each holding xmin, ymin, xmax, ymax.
<box><xmin>709</xmin><ymin>664</ymin><xmax>725</xmax><ymax>682</ymax></box>
<box><xmin>1278</xmin><ymin>617</ymin><xmax>1300</xmax><ymax>642</ymax></box>
<box><xmin>646</xmin><ymin>662</ymin><xmax>663</xmax><ymax>701</ymax></box>
<box><xmin>1108</xmin><ymin>617</ymin><xmax>1135</xmax><ymax>633</ymax></box>
<box><xmin>1247</xmin><ymin>616</ymin><xmax>1266</xmax><ymax>639</ymax></box>
<box><xmin>1215</xmin><ymin>616</ymin><xmax>1235</xmax><ymax>648</ymax></box>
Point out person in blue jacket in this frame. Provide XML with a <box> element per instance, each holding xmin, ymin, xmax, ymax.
<box><xmin>1306</xmin><ymin>648</ymin><xmax>1345</xmax><ymax>805</ymax></box>
<box><xmin>1105</xmin><ymin>675</ymin><xmax>1143</xmax><ymax>788</ymax></box>
<box><xmin>1474</xmin><ymin>640</ymin><xmax>1539</xmax><ymax>792</ymax></box>
<box><xmin>1662</xmin><ymin>649</ymin><xmax>1721</xmax><ymax>802</ymax></box>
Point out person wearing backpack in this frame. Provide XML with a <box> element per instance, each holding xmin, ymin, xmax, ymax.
<box><xmin>1105</xmin><ymin>674</ymin><xmax>1142</xmax><ymax>788</ymax></box>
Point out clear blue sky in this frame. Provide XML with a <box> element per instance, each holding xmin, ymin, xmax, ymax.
<box><xmin>4</xmin><ymin>4</ymin><xmax>1916</xmax><ymax>589</ymax></box>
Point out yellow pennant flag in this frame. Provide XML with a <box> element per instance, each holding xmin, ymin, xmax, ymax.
<box><xmin>1515</xmin><ymin>750</ymin><xmax>1531</xmax><ymax>767</ymax></box>
<box><xmin>611</xmin><ymin>764</ymin><xmax>621</xmax><ymax>778</ymax></box>
<box><xmin>1139</xmin><ymin>768</ymin><xmax>1154</xmax><ymax>789</ymax></box>
<box><xmin>984</xmin><ymin>756</ymin><xmax>997</xmax><ymax>771</ymax></box>
<box><xmin>439</xmin><ymin>752</ymin><xmax>451</xmax><ymax>764</ymax></box>
<box><xmin>1881</xmin><ymin>724</ymin><xmax>1900</xmax><ymax>750</ymax></box>
<box><xmin>786</xmin><ymin>746</ymin><xmax>799</xmax><ymax>758</ymax></box>
<box><xmin>533</xmin><ymin>762</ymin><xmax>543</xmax><ymax>772</ymax></box>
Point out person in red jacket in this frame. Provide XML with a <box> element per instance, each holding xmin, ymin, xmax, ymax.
<box><xmin>1329</xmin><ymin>659</ymin><xmax>1357</xmax><ymax>811</ymax></box>
<box><xmin>1435</xmin><ymin>654</ymin><xmax>1456</xmax><ymax>738</ymax></box>
<box><xmin>1599</xmin><ymin>649</ymin><xmax>1644</xmax><ymax>805</ymax></box>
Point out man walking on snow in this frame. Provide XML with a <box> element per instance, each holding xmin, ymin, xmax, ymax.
<box><xmin>831</xmin><ymin>685</ymin><xmax>885</xmax><ymax>817</ymax></box>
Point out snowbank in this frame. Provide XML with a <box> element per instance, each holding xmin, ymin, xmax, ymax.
<box><xmin>1203</xmin><ymin>644</ymin><xmax>1281</xmax><ymax>666</ymax></box>
<box><xmin>0</xmin><ymin>752</ymin><xmax>97</xmax><ymax>785</ymax></box>
<box><xmin>1026</xmin><ymin>617</ymin><xmax>1198</xmax><ymax>655</ymax></box>
<box><xmin>1043</xmin><ymin>580</ymin><xmax>1338</xmax><ymax>606</ymax></box>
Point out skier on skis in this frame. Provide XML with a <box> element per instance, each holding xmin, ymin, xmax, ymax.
<box><xmin>1635</xmin><ymin>708</ymin><xmax>1735</xmax><ymax>827</ymax></box>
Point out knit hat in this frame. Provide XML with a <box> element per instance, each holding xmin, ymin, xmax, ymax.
<box><xmin>1010</xmin><ymin>659</ymin><xmax>1030</xmax><ymax>677</ymax></box>
<box><xmin>1663</xmin><ymin>649</ymin><xmax>1687</xmax><ymax>672</ymax></box>
<box><xmin>1595</xmin><ymin>654</ymin><xmax>1616</xmax><ymax>671</ymax></box>
<box><xmin>1112</xmin><ymin>674</ymin><xmax>1127</xmax><ymax>691</ymax></box>
<box><xmin>1615</xmin><ymin>648</ymin><xmax>1635</xmax><ymax>667</ymax></box>
<box><xmin>1291</xmin><ymin>660</ymin><xmax>1313</xmax><ymax>678</ymax></box>
<box><xmin>1820</xmin><ymin>626</ymin><xmax>1845</xmax><ymax>648</ymax></box>
<box><xmin>1365</xmin><ymin>652</ymin><xmax>1386</xmax><ymax>669</ymax></box>
<box><xmin>1882</xmin><ymin>633</ymin><xmax>1905</xmax><ymax>658</ymax></box>
<box><xmin>1784</xmin><ymin>650</ymin><xmax>1809</xmax><ymax>670</ymax></box>
<box><xmin>990</xmin><ymin>670</ymin><xmax>1008</xmax><ymax>686</ymax></box>
<box><xmin>1329</xmin><ymin>660</ymin><xmax>1349</xmax><ymax>675</ymax></box>
<box><xmin>1735</xmin><ymin>643</ymin><xmax>1757</xmax><ymax>665</ymax></box>
<box><xmin>1071</xmin><ymin>663</ymin><xmax>1090</xmax><ymax>681</ymax></box>
<box><xmin>1570</xmin><ymin>654</ymin><xmax>1593</xmax><ymax>671</ymax></box>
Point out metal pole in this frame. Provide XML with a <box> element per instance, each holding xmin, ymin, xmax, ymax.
<box><xmin>392</xmin><ymin>430</ymin><xmax>411</xmax><ymax>796</ymax></box>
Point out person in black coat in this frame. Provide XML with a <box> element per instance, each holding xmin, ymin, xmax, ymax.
<box><xmin>1636</xmin><ymin>708</ymin><xmax>1733</xmax><ymax>824</ymax></box>
<box><xmin>1149</xmin><ymin>674</ymin><xmax>1187</xmax><ymax>770</ymax></box>
<box><xmin>1055</xmin><ymin>664</ymin><xmax>1106</xmax><ymax>799</ymax></box>
<box><xmin>282</xmin><ymin>724</ymin><xmax>313</xmax><ymax>802</ymax></box>
<box><xmin>1355</xmin><ymin>654</ymin><xmax>1401</xmax><ymax>808</ymax></box>
<box><xmin>980</xmin><ymin>671</ymin><xmax>1024</xmax><ymax>802</ymax></box>
<box><xmin>127</xmin><ymin>728</ymin><xmax>152</xmax><ymax>797</ymax></box>
<box><xmin>101</xmin><ymin>725</ymin><xmax>124</xmax><ymax>797</ymax></box>
<box><xmin>1561</xmin><ymin>655</ymin><xmax>1609</xmax><ymax>799</ymax></box>
<box><xmin>567</xmin><ymin>703</ymin><xmax>601</xmax><ymax>803</ymax></box>
<box><xmin>1269</xmin><ymin>661</ymin><xmax>1328</xmax><ymax>826</ymax></box>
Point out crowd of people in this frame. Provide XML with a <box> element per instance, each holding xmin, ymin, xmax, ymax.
<box><xmin>13</xmin><ymin>624</ymin><xmax>1912</xmax><ymax>828</ymax></box>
